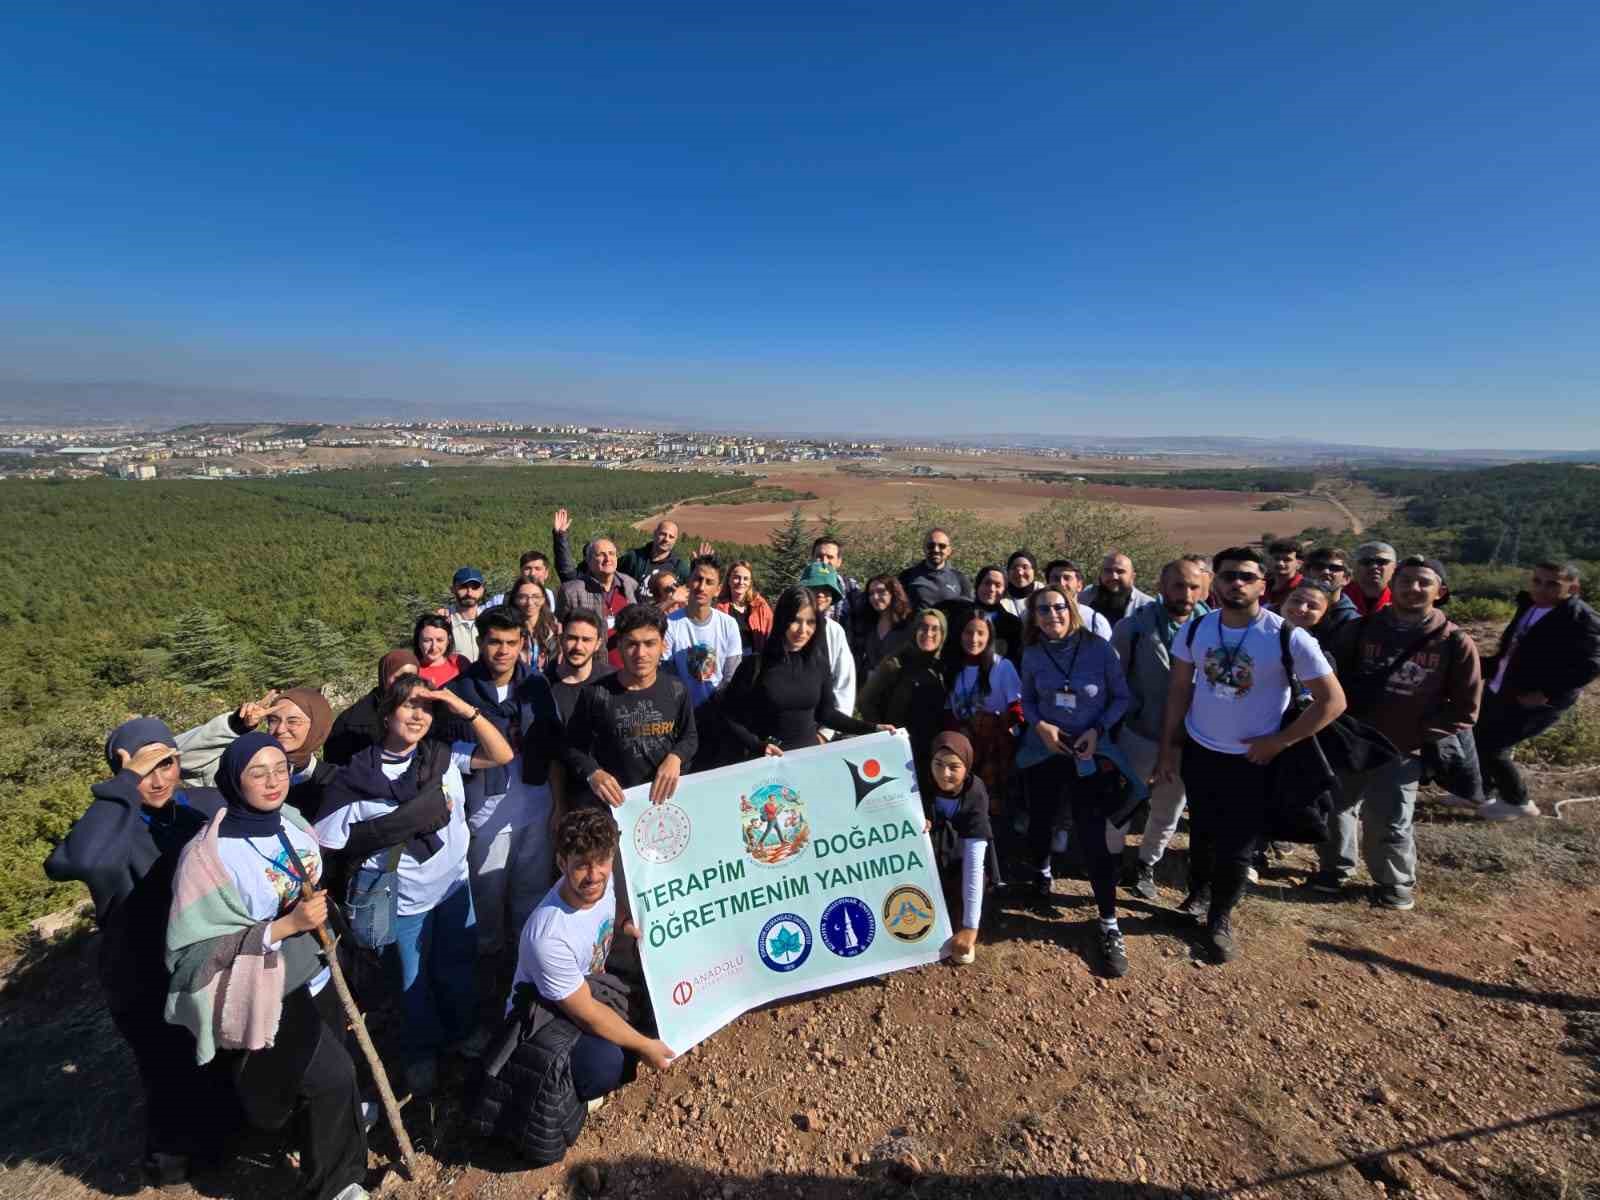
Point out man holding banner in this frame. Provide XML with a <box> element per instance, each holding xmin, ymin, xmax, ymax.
<box><xmin>614</xmin><ymin>730</ymin><xmax>953</xmax><ymax>1054</ymax></box>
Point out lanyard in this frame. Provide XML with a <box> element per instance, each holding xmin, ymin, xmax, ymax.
<box><xmin>1212</xmin><ymin>612</ymin><xmax>1252</xmax><ymax>679</ymax></box>
<box><xmin>1039</xmin><ymin>633</ymin><xmax>1085</xmax><ymax>691</ymax></box>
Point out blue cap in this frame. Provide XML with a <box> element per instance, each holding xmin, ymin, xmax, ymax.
<box><xmin>452</xmin><ymin>566</ymin><xmax>484</xmax><ymax>586</ymax></box>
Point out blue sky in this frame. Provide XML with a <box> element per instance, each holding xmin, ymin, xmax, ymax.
<box><xmin>1</xmin><ymin>3</ymin><xmax>1596</xmax><ymax>445</ymax></box>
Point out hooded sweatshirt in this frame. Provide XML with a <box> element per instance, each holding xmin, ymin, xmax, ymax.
<box><xmin>1333</xmin><ymin>607</ymin><xmax>1482</xmax><ymax>754</ymax></box>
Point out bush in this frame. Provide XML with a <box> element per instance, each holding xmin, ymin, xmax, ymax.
<box><xmin>1519</xmin><ymin>700</ymin><xmax>1600</xmax><ymax>768</ymax></box>
<box><xmin>1448</xmin><ymin>597</ymin><xmax>1516</xmax><ymax>624</ymax></box>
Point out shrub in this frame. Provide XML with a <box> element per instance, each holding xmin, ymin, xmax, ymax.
<box><xmin>1519</xmin><ymin>699</ymin><xmax>1600</xmax><ymax>768</ymax></box>
<box><xmin>1448</xmin><ymin>597</ymin><xmax>1516</xmax><ymax>624</ymax></box>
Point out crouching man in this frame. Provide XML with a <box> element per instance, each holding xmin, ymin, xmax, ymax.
<box><xmin>471</xmin><ymin>806</ymin><xmax>675</xmax><ymax>1164</ymax></box>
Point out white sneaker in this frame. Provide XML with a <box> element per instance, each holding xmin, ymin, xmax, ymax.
<box><xmin>1245</xmin><ymin>866</ymin><xmax>1260</xmax><ymax>884</ymax></box>
<box><xmin>1479</xmin><ymin>799</ymin><xmax>1539</xmax><ymax>822</ymax></box>
<box><xmin>1050</xmin><ymin>828</ymin><xmax>1070</xmax><ymax>854</ymax></box>
<box><xmin>332</xmin><ymin>1185</ymin><xmax>370</xmax><ymax>1200</ymax></box>
<box><xmin>586</xmin><ymin>1094</ymin><xmax>606</xmax><ymax>1114</ymax></box>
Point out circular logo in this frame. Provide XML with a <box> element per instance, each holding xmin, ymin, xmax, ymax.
<box><xmin>820</xmin><ymin>896</ymin><xmax>876</xmax><ymax>958</ymax></box>
<box><xmin>882</xmin><ymin>885</ymin><xmax>935</xmax><ymax>943</ymax></box>
<box><xmin>757</xmin><ymin>913</ymin><xmax>813</xmax><ymax>973</ymax></box>
<box><xmin>862</xmin><ymin>758</ymin><xmax>881</xmax><ymax>779</ymax></box>
<box><xmin>634</xmin><ymin>803</ymin><xmax>691</xmax><ymax>864</ymax></box>
<box><xmin>671</xmin><ymin>980</ymin><xmax>694</xmax><ymax>1007</ymax></box>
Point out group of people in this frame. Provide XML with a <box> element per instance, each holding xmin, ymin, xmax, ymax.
<box><xmin>44</xmin><ymin>511</ymin><xmax>1600</xmax><ymax>1196</ymax></box>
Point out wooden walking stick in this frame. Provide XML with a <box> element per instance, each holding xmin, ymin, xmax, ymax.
<box><xmin>301</xmin><ymin>882</ymin><xmax>418</xmax><ymax>1180</ymax></box>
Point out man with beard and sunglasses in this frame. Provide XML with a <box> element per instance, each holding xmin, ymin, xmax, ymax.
<box><xmin>1157</xmin><ymin>547</ymin><xmax>1346</xmax><ymax>963</ymax></box>
<box><xmin>1345</xmin><ymin>541</ymin><xmax>1397</xmax><ymax>618</ymax></box>
<box><xmin>900</xmin><ymin>527</ymin><xmax>972</xmax><ymax>611</ymax></box>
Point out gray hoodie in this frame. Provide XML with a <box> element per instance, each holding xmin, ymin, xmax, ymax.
<box><xmin>1109</xmin><ymin>600</ymin><xmax>1209</xmax><ymax>742</ymax></box>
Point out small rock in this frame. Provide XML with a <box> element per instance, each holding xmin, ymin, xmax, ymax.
<box><xmin>574</xmin><ymin>1162</ymin><xmax>604</xmax><ymax>1194</ymax></box>
<box><xmin>794</xmin><ymin>1109</ymin><xmax>821</xmax><ymax>1132</ymax></box>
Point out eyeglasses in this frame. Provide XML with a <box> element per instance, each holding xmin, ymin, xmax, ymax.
<box><xmin>1313</xmin><ymin>563</ymin><xmax>1349</xmax><ymax>575</ymax></box>
<box><xmin>244</xmin><ymin>763</ymin><xmax>291</xmax><ymax>783</ymax></box>
<box><xmin>1036</xmin><ymin>601</ymin><xmax>1070</xmax><ymax>614</ymax></box>
<box><xmin>1218</xmin><ymin>571</ymin><xmax>1264</xmax><ymax>584</ymax></box>
<box><xmin>265</xmin><ymin>716</ymin><xmax>308</xmax><ymax>731</ymax></box>
<box><xmin>1357</xmin><ymin>557</ymin><xmax>1392</xmax><ymax>567</ymax></box>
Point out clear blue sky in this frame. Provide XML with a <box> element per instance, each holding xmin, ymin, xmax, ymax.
<box><xmin>2</xmin><ymin>3</ymin><xmax>1596</xmax><ymax>446</ymax></box>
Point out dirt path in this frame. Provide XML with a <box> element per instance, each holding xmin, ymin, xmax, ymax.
<box><xmin>6</xmin><ymin>802</ymin><xmax>1596</xmax><ymax>1200</ymax></box>
<box><xmin>1311</xmin><ymin>487</ymin><xmax>1365</xmax><ymax>536</ymax></box>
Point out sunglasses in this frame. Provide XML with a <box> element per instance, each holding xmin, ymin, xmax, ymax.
<box><xmin>1218</xmin><ymin>570</ymin><xmax>1264</xmax><ymax>584</ymax></box>
<box><xmin>1357</xmin><ymin>557</ymin><xmax>1392</xmax><ymax>567</ymax></box>
<box><xmin>1036</xmin><ymin>601</ymin><xmax>1070</xmax><ymax>614</ymax></box>
<box><xmin>926</xmin><ymin>542</ymin><xmax>950</xmax><ymax>551</ymax></box>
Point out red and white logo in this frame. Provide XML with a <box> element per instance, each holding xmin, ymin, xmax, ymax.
<box><xmin>672</xmin><ymin>980</ymin><xmax>694</xmax><ymax>1006</ymax></box>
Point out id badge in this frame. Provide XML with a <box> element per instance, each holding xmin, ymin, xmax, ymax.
<box><xmin>1054</xmin><ymin>688</ymin><xmax>1077</xmax><ymax>712</ymax></box>
<box><xmin>607</xmin><ymin>614</ymin><xmax>617</xmax><ymax>630</ymax></box>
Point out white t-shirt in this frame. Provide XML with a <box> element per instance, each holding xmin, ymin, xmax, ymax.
<box><xmin>1171</xmin><ymin>609</ymin><xmax>1333</xmax><ymax>755</ymax></box>
<box><xmin>214</xmin><ymin>819</ymin><xmax>330</xmax><ymax>994</ymax></box>
<box><xmin>314</xmin><ymin>744</ymin><xmax>474</xmax><ymax>917</ymax></box>
<box><xmin>510</xmin><ymin>876</ymin><xmax>616</xmax><ymax>1009</ymax></box>
<box><xmin>666</xmin><ymin>609</ymin><xmax>743</xmax><ymax>709</ymax></box>
<box><xmin>1076</xmin><ymin>603</ymin><xmax>1113</xmax><ymax>641</ymax></box>
<box><xmin>947</xmin><ymin>658</ymin><xmax>1023</xmax><ymax>719</ymax></box>
<box><xmin>1488</xmin><ymin>605</ymin><xmax>1553</xmax><ymax>694</ymax></box>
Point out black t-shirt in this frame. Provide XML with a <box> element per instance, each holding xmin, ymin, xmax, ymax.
<box><xmin>727</xmin><ymin>605</ymin><xmax>755</xmax><ymax>656</ymax></box>
<box><xmin>545</xmin><ymin>659</ymin><xmax>616</xmax><ymax>725</ymax></box>
<box><xmin>561</xmin><ymin>671</ymin><xmax>698</xmax><ymax>789</ymax></box>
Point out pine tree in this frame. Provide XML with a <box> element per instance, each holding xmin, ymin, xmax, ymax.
<box><xmin>304</xmin><ymin>619</ymin><xmax>352</xmax><ymax>685</ymax></box>
<box><xmin>817</xmin><ymin>503</ymin><xmax>844</xmax><ymax>551</ymax></box>
<box><xmin>166</xmin><ymin>606</ymin><xmax>248</xmax><ymax>690</ymax></box>
<box><xmin>258</xmin><ymin>615</ymin><xmax>320</xmax><ymax>688</ymax></box>
<box><xmin>763</xmin><ymin>507</ymin><xmax>813</xmax><ymax>590</ymax></box>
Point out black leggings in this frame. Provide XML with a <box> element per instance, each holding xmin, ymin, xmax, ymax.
<box><xmin>1025</xmin><ymin>756</ymin><xmax>1120</xmax><ymax>919</ymax></box>
<box><xmin>110</xmin><ymin>989</ymin><xmax>243</xmax><ymax>1159</ymax></box>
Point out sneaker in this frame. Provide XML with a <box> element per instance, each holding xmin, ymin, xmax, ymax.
<box><xmin>1098</xmin><ymin>926</ymin><xmax>1130</xmax><ymax>978</ymax></box>
<box><xmin>586</xmin><ymin>1095</ymin><xmax>606</xmax><ymax>1114</ymax></box>
<box><xmin>1479</xmin><ymin>799</ymin><xmax>1539</xmax><ymax>822</ymax></box>
<box><xmin>1376</xmin><ymin>885</ymin><xmax>1416</xmax><ymax>911</ymax></box>
<box><xmin>1206</xmin><ymin>913</ymin><xmax>1238</xmax><ymax>964</ymax></box>
<box><xmin>405</xmin><ymin>1057</ymin><xmax>438</xmax><ymax>1098</ymax></box>
<box><xmin>1177</xmin><ymin>887</ymin><xmax>1210</xmax><ymax>922</ymax></box>
<box><xmin>1050</xmin><ymin>827</ymin><xmax>1070</xmax><ymax>854</ymax></box>
<box><xmin>142</xmin><ymin>1152</ymin><xmax>190</xmax><ymax>1190</ymax></box>
<box><xmin>360</xmin><ymin>1101</ymin><xmax>380</xmax><ymax>1133</ymax></box>
<box><xmin>332</xmin><ymin>1186</ymin><xmax>370</xmax><ymax>1200</ymax></box>
<box><xmin>1245</xmin><ymin>865</ymin><xmax>1260</xmax><ymax>885</ymax></box>
<box><xmin>1306</xmin><ymin>869</ymin><xmax>1346</xmax><ymax>895</ymax></box>
<box><xmin>1128</xmin><ymin>861</ymin><xmax>1159</xmax><ymax>902</ymax></box>
<box><xmin>1435</xmin><ymin>793</ymin><xmax>1480</xmax><ymax>810</ymax></box>
<box><xmin>449</xmin><ymin>1026</ymin><xmax>493</xmax><ymax>1060</ymax></box>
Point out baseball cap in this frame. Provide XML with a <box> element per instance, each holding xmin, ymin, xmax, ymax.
<box><xmin>1353</xmin><ymin>541</ymin><xmax>1396</xmax><ymax>563</ymax></box>
<box><xmin>452</xmin><ymin>566</ymin><xmax>485</xmax><ymax>587</ymax></box>
<box><xmin>1397</xmin><ymin>555</ymin><xmax>1447</xmax><ymax>583</ymax></box>
<box><xmin>799</xmin><ymin>562</ymin><xmax>844</xmax><ymax>600</ymax></box>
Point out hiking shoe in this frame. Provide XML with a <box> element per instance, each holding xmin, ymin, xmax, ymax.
<box><xmin>1434</xmin><ymin>793</ymin><xmax>1480</xmax><ymax>810</ymax></box>
<box><xmin>360</xmin><ymin>1101</ymin><xmax>380</xmax><ymax>1133</ymax></box>
<box><xmin>1177</xmin><ymin>888</ymin><xmax>1210</xmax><ymax>922</ymax></box>
<box><xmin>1128</xmin><ymin>861</ymin><xmax>1159</xmax><ymax>902</ymax></box>
<box><xmin>1479</xmin><ymin>799</ymin><xmax>1539</xmax><ymax>822</ymax></box>
<box><xmin>1306</xmin><ymin>869</ymin><xmax>1347</xmax><ymax>895</ymax></box>
<box><xmin>1375</xmin><ymin>885</ymin><xmax>1416</xmax><ymax>911</ymax></box>
<box><xmin>142</xmin><ymin>1153</ymin><xmax>189</xmax><ymax>1190</ymax></box>
<box><xmin>1099</xmin><ymin>927</ymin><xmax>1130</xmax><ymax>978</ymax></box>
<box><xmin>1245</xmin><ymin>865</ymin><xmax>1260</xmax><ymax>885</ymax></box>
<box><xmin>1206</xmin><ymin>914</ymin><xmax>1238</xmax><ymax>964</ymax></box>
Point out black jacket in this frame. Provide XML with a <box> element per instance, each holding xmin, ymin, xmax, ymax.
<box><xmin>470</xmin><ymin>973</ymin><xmax>638</xmax><ymax>1165</ymax></box>
<box><xmin>449</xmin><ymin>660</ymin><xmax>565</xmax><ymax>801</ymax></box>
<box><xmin>1484</xmin><ymin>592</ymin><xmax>1600</xmax><ymax>711</ymax></box>
<box><xmin>44</xmin><ymin>773</ymin><xmax>223</xmax><ymax>1010</ymax></box>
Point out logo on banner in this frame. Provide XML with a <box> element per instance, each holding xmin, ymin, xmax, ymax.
<box><xmin>740</xmin><ymin>782</ymin><xmax>810</xmax><ymax>867</ymax></box>
<box><xmin>634</xmin><ymin>803</ymin><xmax>692</xmax><ymax>864</ymax></box>
<box><xmin>820</xmin><ymin>896</ymin><xmax>876</xmax><ymax>958</ymax></box>
<box><xmin>845</xmin><ymin>756</ymin><xmax>896</xmax><ymax>807</ymax></box>
<box><xmin>757</xmin><ymin>913</ymin><xmax>813</xmax><ymax>972</ymax></box>
<box><xmin>882</xmin><ymin>885</ymin><xmax>935</xmax><ymax>942</ymax></box>
<box><xmin>672</xmin><ymin>980</ymin><xmax>694</xmax><ymax>1006</ymax></box>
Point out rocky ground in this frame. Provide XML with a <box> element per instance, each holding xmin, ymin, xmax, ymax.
<box><xmin>4</xmin><ymin>771</ymin><xmax>1598</xmax><ymax>1200</ymax></box>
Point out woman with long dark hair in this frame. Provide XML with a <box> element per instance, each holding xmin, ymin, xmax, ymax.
<box><xmin>972</xmin><ymin>565</ymin><xmax>1025</xmax><ymax>665</ymax></box>
<box><xmin>415</xmin><ymin>612</ymin><xmax>470</xmax><ymax>686</ymax></box>
<box><xmin>508</xmin><ymin>577</ymin><xmax>561</xmax><ymax>670</ymax></box>
<box><xmin>943</xmin><ymin>606</ymin><xmax>1024</xmax><ymax>816</ymax></box>
<box><xmin>721</xmin><ymin>585</ymin><xmax>889</xmax><ymax>757</ymax></box>
<box><xmin>852</xmin><ymin>573</ymin><xmax>915</xmax><ymax>676</ymax></box>
<box><xmin>861</xmin><ymin>607</ymin><xmax>950</xmax><ymax>795</ymax></box>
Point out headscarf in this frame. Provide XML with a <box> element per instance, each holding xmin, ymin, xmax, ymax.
<box><xmin>379</xmin><ymin>650</ymin><xmax>419</xmax><ymax>691</ymax></box>
<box><xmin>217</xmin><ymin>732</ymin><xmax>289</xmax><ymax>839</ymax></box>
<box><xmin>103</xmin><ymin>717</ymin><xmax>177</xmax><ymax>774</ymax></box>
<box><xmin>930</xmin><ymin>730</ymin><xmax>974</xmax><ymax>772</ymax></box>
<box><xmin>276</xmin><ymin>687</ymin><xmax>334</xmax><ymax>770</ymax></box>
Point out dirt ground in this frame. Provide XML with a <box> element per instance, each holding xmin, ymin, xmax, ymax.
<box><xmin>5</xmin><ymin>778</ymin><xmax>1597</xmax><ymax>1200</ymax></box>
<box><xmin>642</xmin><ymin>466</ymin><xmax>1347</xmax><ymax>550</ymax></box>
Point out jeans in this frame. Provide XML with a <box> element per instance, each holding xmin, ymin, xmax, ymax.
<box><xmin>386</xmin><ymin>878</ymin><xmax>479</xmax><ymax>1065</ymax></box>
<box><xmin>1475</xmin><ymin>688</ymin><xmax>1565</xmax><ymax>807</ymax></box>
<box><xmin>1025</xmin><ymin>756</ymin><xmax>1122</xmax><ymax>918</ymax></box>
<box><xmin>570</xmin><ymin>1034</ymin><xmax>627</xmax><ymax>1101</ymax></box>
<box><xmin>1116</xmin><ymin>728</ymin><xmax>1187</xmax><ymax>867</ymax></box>
<box><xmin>1320</xmin><ymin>755</ymin><xmax>1422</xmax><ymax>889</ymax></box>
<box><xmin>468</xmin><ymin>785</ymin><xmax>555</xmax><ymax>954</ymax></box>
<box><xmin>1179</xmin><ymin>740</ymin><xmax>1269</xmax><ymax>921</ymax></box>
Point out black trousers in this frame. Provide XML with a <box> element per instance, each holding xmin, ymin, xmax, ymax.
<box><xmin>109</xmin><ymin>989</ymin><xmax>243</xmax><ymax>1159</ymax></box>
<box><xmin>1475</xmin><ymin>688</ymin><xmax>1565</xmax><ymax>807</ymax></box>
<box><xmin>1025</xmin><ymin>756</ymin><xmax>1120</xmax><ymax>919</ymax></box>
<box><xmin>232</xmin><ymin>984</ymin><xmax>367</xmax><ymax>1200</ymax></box>
<box><xmin>1179</xmin><ymin>740</ymin><xmax>1270</xmax><ymax>921</ymax></box>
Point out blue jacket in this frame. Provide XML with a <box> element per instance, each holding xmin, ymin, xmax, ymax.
<box><xmin>1019</xmin><ymin>632</ymin><xmax>1130</xmax><ymax>740</ymax></box>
